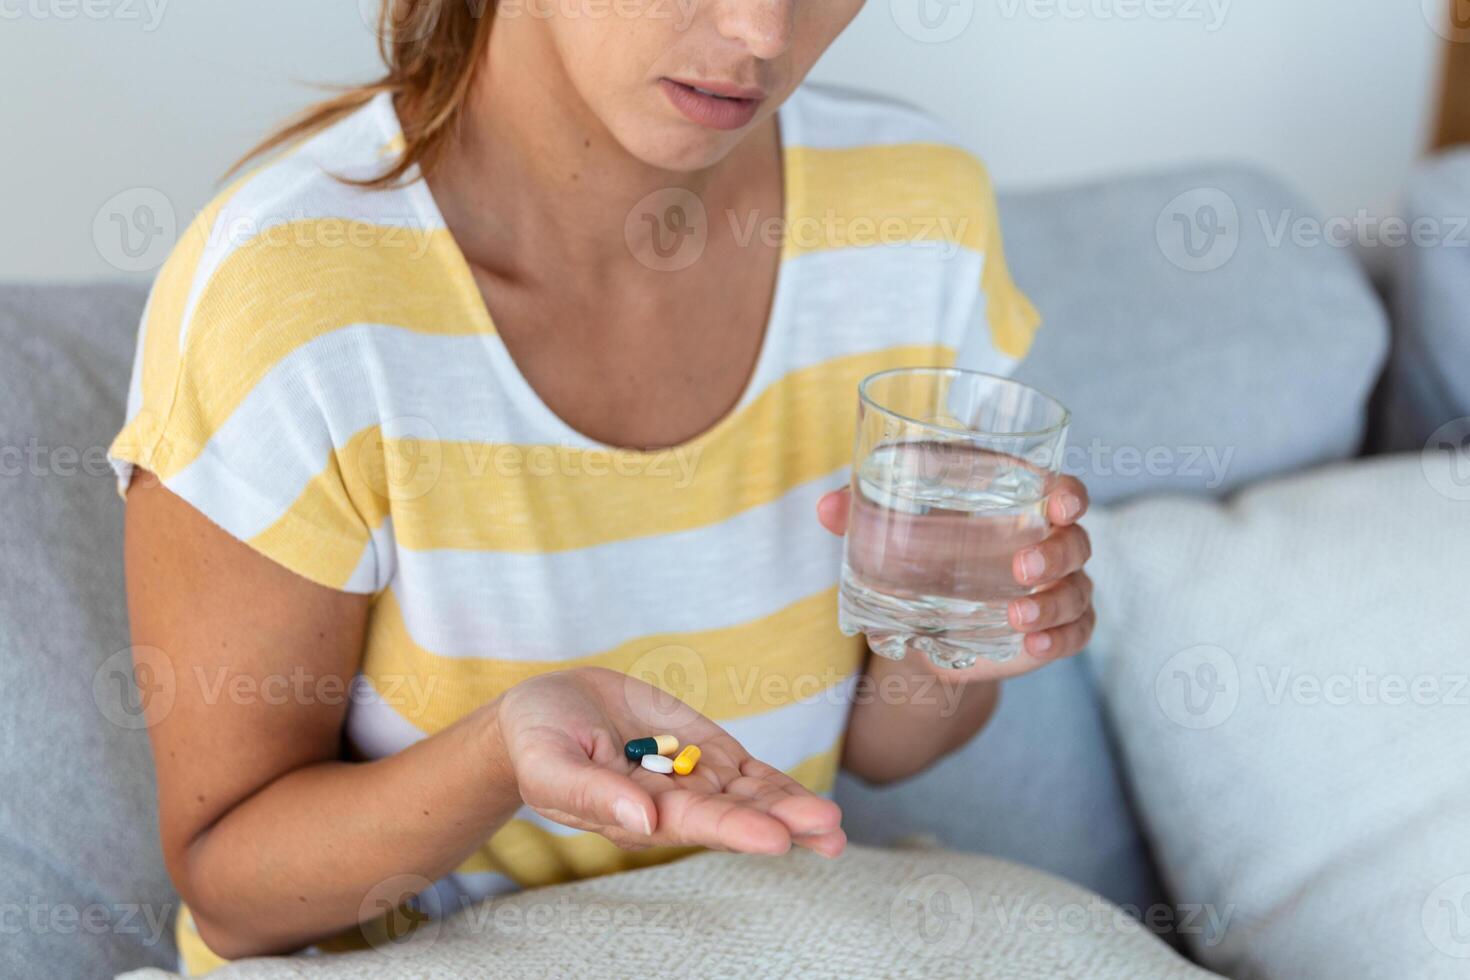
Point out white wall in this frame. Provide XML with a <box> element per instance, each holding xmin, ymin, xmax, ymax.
<box><xmin>0</xmin><ymin>0</ymin><xmax>1446</xmax><ymax>281</ymax></box>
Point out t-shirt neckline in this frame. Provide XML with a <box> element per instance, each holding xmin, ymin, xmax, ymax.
<box><xmin>370</xmin><ymin>89</ymin><xmax>805</xmax><ymax>457</ymax></box>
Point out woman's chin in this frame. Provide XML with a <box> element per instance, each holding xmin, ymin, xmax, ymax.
<box><xmin>614</xmin><ymin>119</ymin><xmax>751</xmax><ymax>175</ymax></box>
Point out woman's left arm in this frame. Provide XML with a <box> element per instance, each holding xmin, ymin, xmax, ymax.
<box><xmin>820</xmin><ymin>476</ymin><xmax>1096</xmax><ymax>785</ymax></box>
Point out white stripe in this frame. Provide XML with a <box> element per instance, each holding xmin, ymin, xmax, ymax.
<box><xmin>441</xmin><ymin>871</ymin><xmax>519</xmax><ymax>910</ymax></box>
<box><xmin>123</xmin><ymin>289</ymin><xmax>153</xmax><ymax>428</ymax></box>
<box><xmin>390</xmin><ymin>475</ymin><xmax>845</xmax><ymax>660</ymax></box>
<box><xmin>345</xmin><ymin>674</ymin><xmax>855</xmax><ymax>838</ymax></box>
<box><xmin>956</xmin><ymin>255</ymin><xmax>1022</xmax><ymax>378</ymax></box>
<box><xmin>786</xmin><ymin>83</ymin><xmax>957</xmax><ymax>152</ymax></box>
<box><xmin>160</xmin><ymin>240</ymin><xmax>976</xmax><ymax>541</ymax></box>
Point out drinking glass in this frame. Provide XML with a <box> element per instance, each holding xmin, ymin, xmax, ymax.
<box><xmin>837</xmin><ymin>367</ymin><xmax>1071</xmax><ymax>669</ymax></box>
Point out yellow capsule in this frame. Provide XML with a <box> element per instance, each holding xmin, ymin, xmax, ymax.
<box><xmin>653</xmin><ymin>734</ymin><xmax>679</xmax><ymax>756</ymax></box>
<box><xmin>672</xmin><ymin>744</ymin><xmax>701</xmax><ymax>775</ymax></box>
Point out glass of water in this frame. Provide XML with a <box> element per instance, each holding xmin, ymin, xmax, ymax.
<box><xmin>837</xmin><ymin>367</ymin><xmax>1071</xmax><ymax>670</ymax></box>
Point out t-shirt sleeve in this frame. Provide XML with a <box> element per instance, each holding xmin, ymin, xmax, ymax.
<box><xmin>109</xmin><ymin>215</ymin><xmax>381</xmax><ymax>594</ymax></box>
<box><xmin>956</xmin><ymin>155</ymin><xmax>1042</xmax><ymax>377</ymax></box>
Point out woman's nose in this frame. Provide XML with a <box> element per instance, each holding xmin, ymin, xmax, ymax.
<box><xmin>715</xmin><ymin>0</ymin><xmax>796</xmax><ymax>61</ymax></box>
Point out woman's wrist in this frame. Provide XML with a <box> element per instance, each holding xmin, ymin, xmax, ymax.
<box><xmin>468</xmin><ymin>696</ymin><xmax>521</xmax><ymax>810</ymax></box>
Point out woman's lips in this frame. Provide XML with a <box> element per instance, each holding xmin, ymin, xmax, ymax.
<box><xmin>660</xmin><ymin>78</ymin><xmax>764</xmax><ymax>131</ymax></box>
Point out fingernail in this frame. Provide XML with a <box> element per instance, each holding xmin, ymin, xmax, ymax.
<box><xmin>1028</xmin><ymin>633</ymin><xmax>1053</xmax><ymax>654</ymax></box>
<box><xmin>614</xmin><ymin>799</ymin><xmax>651</xmax><ymax>837</ymax></box>
<box><xmin>1013</xmin><ymin>599</ymin><xmax>1040</xmax><ymax>625</ymax></box>
<box><xmin>1020</xmin><ymin>550</ymin><xmax>1046</xmax><ymax>582</ymax></box>
<box><xmin>1059</xmin><ymin>492</ymin><xmax>1082</xmax><ymax>521</ymax></box>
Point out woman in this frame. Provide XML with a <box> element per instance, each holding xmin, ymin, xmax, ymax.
<box><xmin>112</xmin><ymin>0</ymin><xmax>1095</xmax><ymax>971</ymax></box>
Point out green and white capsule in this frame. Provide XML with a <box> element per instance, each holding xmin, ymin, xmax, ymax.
<box><xmin>624</xmin><ymin>735</ymin><xmax>678</xmax><ymax>761</ymax></box>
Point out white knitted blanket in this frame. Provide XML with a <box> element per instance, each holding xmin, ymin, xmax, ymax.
<box><xmin>119</xmin><ymin>845</ymin><xmax>1218</xmax><ymax>979</ymax></box>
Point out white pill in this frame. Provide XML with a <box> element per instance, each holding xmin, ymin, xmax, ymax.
<box><xmin>640</xmin><ymin>754</ymin><xmax>674</xmax><ymax>774</ymax></box>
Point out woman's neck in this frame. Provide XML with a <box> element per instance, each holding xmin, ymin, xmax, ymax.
<box><xmin>423</xmin><ymin>17</ymin><xmax>778</xmax><ymax>293</ymax></box>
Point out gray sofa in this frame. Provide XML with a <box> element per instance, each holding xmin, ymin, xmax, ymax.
<box><xmin>0</xmin><ymin>163</ymin><xmax>1395</xmax><ymax>979</ymax></box>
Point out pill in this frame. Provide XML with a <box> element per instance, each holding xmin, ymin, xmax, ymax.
<box><xmin>624</xmin><ymin>737</ymin><xmax>659</xmax><ymax>761</ymax></box>
<box><xmin>672</xmin><ymin>745</ymin><xmax>701</xmax><ymax>775</ymax></box>
<box><xmin>653</xmin><ymin>734</ymin><xmax>679</xmax><ymax>756</ymax></box>
<box><xmin>640</xmin><ymin>753</ymin><xmax>675</xmax><ymax>774</ymax></box>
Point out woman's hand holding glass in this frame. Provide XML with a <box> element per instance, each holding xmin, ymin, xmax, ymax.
<box><xmin>819</xmin><ymin>473</ymin><xmax>1095</xmax><ymax>682</ymax></box>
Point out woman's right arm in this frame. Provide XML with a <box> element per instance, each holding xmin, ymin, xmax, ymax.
<box><xmin>127</xmin><ymin>474</ymin><xmax>845</xmax><ymax>961</ymax></box>
<box><xmin>125</xmin><ymin>473</ymin><xmax>525</xmax><ymax>959</ymax></box>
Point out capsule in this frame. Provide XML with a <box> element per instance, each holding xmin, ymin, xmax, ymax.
<box><xmin>624</xmin><ymin>737</ymin><xmax>658</xmax><ymax>761</ymax></box>
<box><xmin>640</xmin><ymin>753</ymin><xmax>675</xmax><ymax>774</ymax></box>
<box><xmin>672</xmin><ymin>744</ymin><xmax>701</xmax><ymax>775</ymax></box>
<box><xmin>624</xmin><ymin>735</ymin><xmax>679</xmax><ymax>761</ymax></box>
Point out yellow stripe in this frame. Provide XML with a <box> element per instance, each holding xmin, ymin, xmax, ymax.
<box><xmin>176</xmin><ymin>907</ymin><xmax>232</xmax><ymax>976</ymax></box>
<box><xmin>110</xmin><ymin>175</ymin><xmax>255</xmax><ymax>477</ymax></box>
<box><xmin>246</xmin><ymin>445</ymin><xmax>379</xmax><ymax>589</ymax></box>
<box><xmin>361</xmin><ymin>587</ymin><xmax>865</xmax><ymax>732</ymax></box>
<box><xmin>787</xmin><ymin>143</ymin><xmax>1040</xmax><ymax>358</ymax></box>
<box><xmin>455</xmin><ymin>744</ymin><xmax>843</xmax><ymax>886</ymax></box>
<box><xmin>784</xmin><ymin>143</ymin><xmax>988</xmax><ymax>259</ymax></box>
<box><xmin>139</xmin><ymin>222</ymin><xmax>489</xmax><ymax>480</ymax></box>
<box><xmin>249</xmin><ymin>344</ymin><xmax>955</xmax><ymax>576</ymax></box>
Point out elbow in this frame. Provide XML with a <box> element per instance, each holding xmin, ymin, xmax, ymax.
<box><xmin>167</xmin><ymin>851</ymin><xmax>302</xmax><ymax>962</ymax></box>
<box><xmin>185</xmin><ymin>897</ymin><xmax>313</xmax><ymax>962</ymax></box>
<box><xmin>840</xmin><ymin>754</ymin><xmax>930</xmax><ymax>787</ymax></box>
<box><xmin>190</xmin><ymin>915</ymin><xmax>268</xmax><ymax>964</ymax></box>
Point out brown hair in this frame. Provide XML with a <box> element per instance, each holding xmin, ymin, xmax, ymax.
<box><xmin>228</xmin><ymin>1</ymin><xmax>496</xmax><ymax>188</ymax></box>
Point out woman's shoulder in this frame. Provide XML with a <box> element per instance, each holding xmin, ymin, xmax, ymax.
<box><xmin>149</xmin><ymin>93</ymin><xmax>443</xmax><ymax>369</ymax></box>
<box><xmin>784</xmin><ymin>83</ymin><xmax>1003</xmax><ymax>257</ymax></box>
<box><xmin>111</xmin><ymin>96</ymin><xmax>467</xmax><ymax>543</ymax></box>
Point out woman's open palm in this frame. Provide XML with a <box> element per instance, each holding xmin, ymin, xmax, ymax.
<box><xmin>497</xmin><ymin>667</ymin><xmax>846</xmax><ymax>858</ymax></box>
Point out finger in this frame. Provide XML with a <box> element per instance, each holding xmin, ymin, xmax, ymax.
<box><xmin>1013</xmin><ymin>524</ymin><xmax>1091</xmax><ymax>588</ymax></box>
<box><xmin>816</xmin><ymin>488</ymin><xmax>851</xmax><ymax>536</ymax></box>
<box><xmin>653</xmin><ymin>789</ymin><xmax>793</xmax><ymax>855</ymax></box>
<box><xmin>517</xmin><ymin>741</ymin><xmax>657</xmax><ymax>839</ymax></box>
<box><xmin>1044</xmin><ymin>475</ymin><xmax>1090</xmax><ymax>526</ymax></box>
<box><xmin>793</xmin><ymin>827</ymin><xmax>847</xmax><ymax>859</ymax></box>
<box><xmin>1022</xmin><ymin>604</ymin><xmax>1097</xmax><ymax>660</ymax></box>
<box><xmin>723</xmin><ymin>772</ymin><xmax>843</xmax><ymax>837</ymax></box>
<box><xmin>1008</xmin><ymin>572</ymin><xmax>1093</xmax><ymax>633</ymax></box>
<box><xmin>734</xmin><ymin>759</ymin><xmax>843</xmax><ymax>829</ymax></box>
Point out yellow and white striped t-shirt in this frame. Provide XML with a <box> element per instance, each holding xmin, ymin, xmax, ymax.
<box><xmin>109</xmin><ymin>84</ymin><xmax>1039</xmax><ymax>971</ymax></box>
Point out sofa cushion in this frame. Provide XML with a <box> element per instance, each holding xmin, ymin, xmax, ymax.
<box><xmin>116</xmin><ymin>844</ymin><xmax>1222</xmax><ymax>980</ymax></box>
<box><xmin>1006</xmin><ymin>164</ymin><xmax>1389</xmax><ymax>503</ymax></box>
<box><xmin>0</xmin><ymin>283</ymin><xmax>178</xmax><ymax>978</ymax></box>
<box><xmin>1084</xmin><ymin>453</ymin><xmax>1470</xmax><ymax>979</ymax></box>
<box><xmin>1374</xmin><ymin>147</ymin><xmax>1470</xmax><ymax>453</ymax></box>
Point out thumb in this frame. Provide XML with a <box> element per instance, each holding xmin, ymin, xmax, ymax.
<box><xmin>816</xmin><ymin>487</ymin><xmax>851</xmax><ymax>536</ymax></box>
<box><xmin>522</xmin><ymin>740</ymin><xmax>657</xmax><ymax>837</ymax></box>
